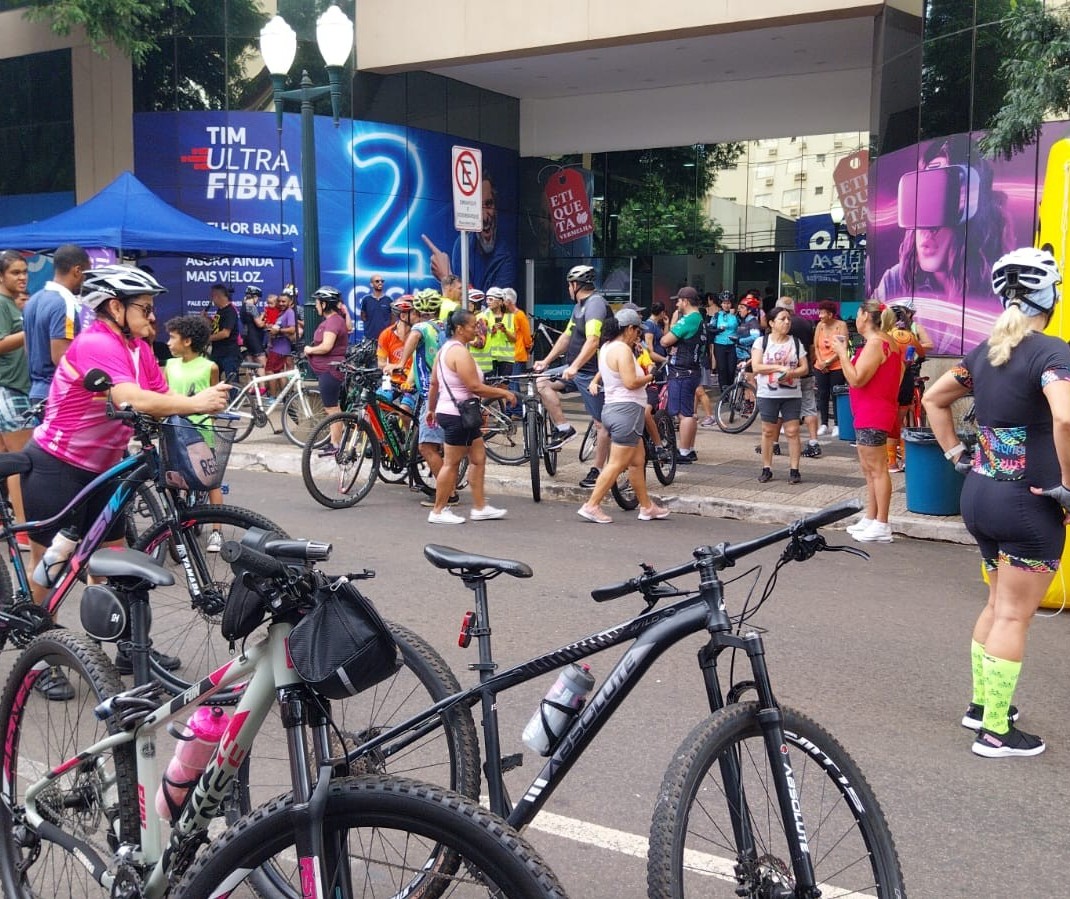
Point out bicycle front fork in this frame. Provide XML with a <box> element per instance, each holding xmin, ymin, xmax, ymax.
<box><xmin>699</xmin><ymin>632</ymin><xmax>820</xmax><ymax>897</ymax></box>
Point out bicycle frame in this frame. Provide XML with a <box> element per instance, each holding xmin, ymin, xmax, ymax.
<box><xmin>225</xmin><ymin>365</ymin><xmax>304</xmax><ymax>419</ymax></box>
<box><xmin>349</xmin><ymin>567</ymin><xmax>821</xmax><ymax>892</ymax></box>
<box><xmin>360</xmin><ymin>389</ymin><xmax>417</xmax><ymax>466</ymax></box>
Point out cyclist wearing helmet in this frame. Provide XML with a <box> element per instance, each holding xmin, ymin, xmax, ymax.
<box><xmin>502</xmin><ymin>287</ymin><xmax>532</xmax><ymax>414</ymax></box>
<box><xmin>22</xmin><ymin>265</ymin><xmax>230</xmax><ymax>605</ymax></box>
<box><xmin>924</xmin><ymin>246</ymin><xmax>1070</xmax><ymax>759</ymax></box>
<box><xmin>303</xmin><ymin>286</ymin><xmax>350</xmax><ymax>446</ymax></box>
<box><xmin>239</xmin><ymin>285</ymin><xmax>267</xmax><ymax>375</ymax></box>
<box><xmin>377</xmin><ymin>296</ymin><xmax>417</xmax><ymax>411</ymax></box>
<box><xmin>533</xmin><ymin>264</ymin><xmax>611</xmax><ymax>487</ymax></box>
<box><xmin>710</xmin><ymin>290</ymin><xmax>740</xmax><ymax>394</ymax></box>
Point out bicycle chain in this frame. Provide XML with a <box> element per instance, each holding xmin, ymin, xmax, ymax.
<box><xmin>5</xmin><ymin>602</ymin><xmax>56</xmax><ymax>648</ymax></box>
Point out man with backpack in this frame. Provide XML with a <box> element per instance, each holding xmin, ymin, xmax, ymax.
<box><xmin>660</xmin><ymin>286</ymin><xmax>705</xmax><ymax>464</ymax></box>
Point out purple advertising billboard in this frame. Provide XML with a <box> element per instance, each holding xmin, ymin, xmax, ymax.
<box><xmin>866</xmin><ymin>128</ymin><xmax>1064</xmax><ymax>355</ymax></box>
<box><xmin>133</xmin><ymin>112</ymin><xmax>518</xmax><ymax>327</ymax></box>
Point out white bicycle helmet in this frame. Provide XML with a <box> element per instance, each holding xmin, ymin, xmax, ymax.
<box><xmin>991</xmin><ymin>247</ymin><xmax>1061</xmax><ymax>314</ymax></box>
<box><xmin>311</xmin><ymin>286</ymin><xmax>343</xmax><ymax>308</ymax></box>
<box><xmin>566</xmin><ymin>264</ymin><xmax>595</xmax><ymax>286</ymax></box>
<box><xmin>81</xmin><ymin>265</ymin><xmax>166</xmax><ymax>309</ymax></box>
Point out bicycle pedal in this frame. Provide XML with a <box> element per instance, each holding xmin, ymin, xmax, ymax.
<box><xmin>500</xmin><ymin>752</ymin><xmax>524</xmax><ymax>772</ymax></box>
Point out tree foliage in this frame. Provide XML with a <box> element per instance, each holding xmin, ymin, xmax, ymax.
<box><xmin>980</xmin><ymin>0</ymin><xmax>1070</xmax><ymax>160</ymax></box>
<box><xmin>612</xmin><ymin>178</ymin><xmax>726</xmax><ymax>256</ymax></box>
<box><xmin>24</xmin><ymin>0</ymin><xmax>193</xmax><ymax>66</ymax></box>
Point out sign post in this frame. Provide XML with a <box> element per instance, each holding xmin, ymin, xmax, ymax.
<box><xmin>452</xmin><ymin>145</ymin><xmax>482</xmax><ymax>298</ymax></box>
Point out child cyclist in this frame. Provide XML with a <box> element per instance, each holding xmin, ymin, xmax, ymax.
<box><xmin>164</xmin><ymin>315</ymin><xmax>225</xmax><ymax>551</ymax></box>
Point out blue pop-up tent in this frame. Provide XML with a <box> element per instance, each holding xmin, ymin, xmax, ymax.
<box><xmin>0</xmin><ymin>171</ymin><xmax>294</xmax><ymax>259</ymax></box>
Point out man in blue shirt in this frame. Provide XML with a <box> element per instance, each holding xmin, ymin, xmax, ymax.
<box><xmin>23</xmin><ymin>244</ymin><xmax>90</xmax><ymax>402</ymax></box>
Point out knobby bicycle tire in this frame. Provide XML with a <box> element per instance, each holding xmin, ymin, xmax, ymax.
<box><xmin>542</xmin><ymin>413</ymin><xmax>559</xmax><ymax>476</ymax></box>
<box><xmin>132</xmin><ymin>505</ymin><xmax>290</xmax><ymax>701</ymax></box>
<box><xmin>301</xmin><ymin>413</ymin><xmax>380</xmax><ymax>509</ymax></box>
<box><xmin>652</xmin><ymin>410</ymin><xmax>677</xmax><ymax>486</ymax></box>
<box><xmin>179</xmin><ymin>777</ymin><xmax>569</xmax><ymax>899</ymax></box>
<box><xmin>648</xmin><ymin>702</ymin><xmax>905</xmax><ymax>899</ymax></box>
<box><xmin>0</xmin><ymin>631</ymin><xmax>138</xmax><ymax>899</ymax></box>
<box><xmin>715</xmin><ymin>383</ymin><xmax>758</xmax><ymax>434</ymax></box>
<box><xmin>527</xmin><ymin>409</ymin><xmax>542</xmax><ymax>502</ymax></box>
<box><xmin>280</xmin><ymin>387</ymin><xmax>325</xmax><ymax>447</ymax></box>
<box><xmin>610</xmin><ymin>468</ymin><xmax>639</xmax><ymax>511</ymax></box>
<box><xmin>228</xmin><ymin>621</ymin><xmax>482</xmax><ymax>899</ymax></box>
<box><xmin>229</xmin><ymin>391</ymin><xmax>260</xmax><ymax>443</ymax></box>
<box><xmin>482</xmin><ymin>400</ymin><xmax>527</xmax><ymax>465</ymax></box>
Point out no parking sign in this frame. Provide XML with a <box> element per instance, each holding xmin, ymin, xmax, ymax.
<box><xmin>452</xmin><ymin>146</ymin><xmax>482</xmax><ymax>232</ymax></box>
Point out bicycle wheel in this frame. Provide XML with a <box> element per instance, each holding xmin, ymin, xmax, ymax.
<box><xmin>648</xmin><ymin>702</ymin><xmax>905</xmax><ymax>899</ymax></box>
<box><xmin>124</xmin><ymin>481</ymin><xmax>167</xmax><ymax>562</ymax></box>
<box><xmin>0</xmin><ymin>631</ymin><xmax>138</xmax><ymax>899</ymax></box>
<box><xmin>610</xmin><ymin>468</ymin><xmax>639</xmax><ymax>510</ymax></box>
<box><xmin>715</xmin><ymin>383</ymin><xmax>758</xmax><ymax>434</ymax></box>
<box><xmin>301</xmin><ymin>413</ymin><xmax>380</xmax><ymax>509</ymax></box>
<box><xmin>413</xmin><ymin>451</ymin><xmax>469</xmax><ymax>497</ymax></box>
<box><xmin>542</xmin><ymin>412</ymin><xmax>559</xmax><ymax>476</ymax></box>
<box><xmin>180</xmin><ymin>777</ymin><xmax>568</xmax><ymax>899</ymax></box>
<box><xmin>651</xmin><ymin>410</ymin><xmax>677</xmax><ymax>486</ymax></box>
<box><xmin>527</xmin><ymin>408</ymin><xmax>542</xmax><ymax>502</ymax></box>
<box><xmin>280</xmin><ymin>387</ymin><xmax>326</xmax><ymax>447</ymax></box>
<box><xmin>132</xmin><ymin>505</ymin><xmax>290</xmax><ymax>700</ymax></box>
<box><xmin>483</xmin><ymin>400</ymin><xmax>527</xmax><ymax>465</ymax></box>
<box><xmin>229</xmin><ymin>391</ymin><xmax>259</xmax><ymax>443</ymax></box>
<box><xmin>230</xmin><ymin>623</ymin><xmax>482</xmax><ymax>898</ymax></box>
<box><xmin>578</xmin><ymin>418</ymin><xmax>596</xmax><ymax>463</ymax></box>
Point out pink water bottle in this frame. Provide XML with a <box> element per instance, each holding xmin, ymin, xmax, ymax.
<box><xmin>155</xmin><ymin>706</ymin><xmax>230</xmax><ymax>821</ymax></box>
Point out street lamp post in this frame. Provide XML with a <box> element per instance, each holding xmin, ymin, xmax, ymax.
<box><xmin>260</xmin><ymin>5</ymin><xmax>354</xmax><ymax>339</ymax></box>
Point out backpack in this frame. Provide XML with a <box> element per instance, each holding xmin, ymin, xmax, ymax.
<box><xmin>697</xmin><ymin>313</ymin><xmax>712</xmax><ymax>369</ymax></box>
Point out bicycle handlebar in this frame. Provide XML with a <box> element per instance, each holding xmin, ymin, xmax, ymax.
<box><xmin>220</xmin><ymin>536</ymin><xmax>334</xmax><ymax>577</ymax></box>
<box><xmin>589</xmin><ymin>499</ymin><xmax>862</xmax><ymax>602</ymax></box>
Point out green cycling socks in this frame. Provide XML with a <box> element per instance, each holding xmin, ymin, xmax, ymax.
<box><xmin>970</xmin><ymin>639</ymin><xmax>985</xmax><ymax>706</ymax></box>
<box><xmin>981</xmin><ymin>653</ymin><xmax>1021</xmax><ymax>734</ymax></box>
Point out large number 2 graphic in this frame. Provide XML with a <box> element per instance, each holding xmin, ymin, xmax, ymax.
<box><xmin>349</xmin><ymin>132</ymin><xmax>429</xmax><ymax>282</ymax></box>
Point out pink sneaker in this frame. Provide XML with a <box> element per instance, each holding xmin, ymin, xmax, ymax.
<box><xmin>638</xmin><ymin>505</ymin><xmax>670</xmax><ymax>521</ymax></box>
<box><xmin>577</xmin><ymin>505</ymin><xmax>613</xmax><ymax>524</ymax></box>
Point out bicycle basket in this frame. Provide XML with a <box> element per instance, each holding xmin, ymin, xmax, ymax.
<box><xmin>288</xmin><ymin>577</ymin><xmax>401</xmax><ymax>699</ymax></box>
<box><xmin>159</xmin><ymin>414</ymin><xmax>236</xmax><ymax>491</ymax></box>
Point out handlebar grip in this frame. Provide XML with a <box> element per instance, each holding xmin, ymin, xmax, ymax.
<box><xmin>797</xmin><ymin>499</ymin><xmax>862</xmax><ymax>531</ymax></box>
<box><xmin>220</xmin><ymin>540</ymin><xmax>285</xmax><ymax>578</ymax></box>
<box><xmin>591</xmin><ymin>578</ymin><xmax>639</xmax><ymax>602</ymax></box>
<box><xmin>263</xmin><ymin>538</ymin><xmax>333</xmax><ymax>562</ymax></box>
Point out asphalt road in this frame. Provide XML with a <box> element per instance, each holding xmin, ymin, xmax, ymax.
<box><xmin>6</xmin><ymin>468</ymin><xmax>1070</xmax><ymax>897</ymax></box>
<box><xmin>213</xmin><ymin>468</ymin><xmax>1070</xmax><ymax>899</ymax></box>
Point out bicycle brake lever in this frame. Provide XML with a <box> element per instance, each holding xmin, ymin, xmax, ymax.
<box><xmin>822</xmin><ymin>543</ymin><xmax>870</xmax><ymax>561</ymax></box>
<box><xmin>347</xmin><ymin>569</ymin><xmax>375</xmax><ymax>580</ymax></box>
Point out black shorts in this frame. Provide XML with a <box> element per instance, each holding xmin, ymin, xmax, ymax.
<box><xmin>962</xmin><ymin>477</ymin><xmax>1065</xmax><ymax>570</ymax></box>
<box><xmin>437</xmin><ymin>412</ymin><xmax>482</xmax><ymax>448</ymax></box>
<box><xmin>316</xmin><ymin>370</ymin><xmax>344</xmax><ymax>407</ymax></box>
<box><xmin>21</xmin><ymin>440</ymin><xmax>128</xmax><ymax>547</ymax></box>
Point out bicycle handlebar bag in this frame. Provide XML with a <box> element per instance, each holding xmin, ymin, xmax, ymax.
<box><xmin>288</xmin><ymin>577</ymin><xmax>401</xmax><ymax>699</ymax></box>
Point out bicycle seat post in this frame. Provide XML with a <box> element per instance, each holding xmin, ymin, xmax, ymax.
<box><xmin>461</xmin><ymin>574</ymin><xmax>496</xmax><ymax>683</ymax></box>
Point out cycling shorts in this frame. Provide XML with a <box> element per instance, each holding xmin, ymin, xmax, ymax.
<box><xmin>961</xmin><ymin>477</ymin><xmax>1065</xmax><ymax>572</ymax></box>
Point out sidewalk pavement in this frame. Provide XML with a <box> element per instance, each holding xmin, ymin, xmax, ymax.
<box><xmin>227</xmin><ymin>405</ymin><xmax>972</xmax><ymax>545</ymax></box>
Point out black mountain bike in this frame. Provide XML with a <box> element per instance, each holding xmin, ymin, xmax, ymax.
<box><xmin>335</xmin><ymin>498</ymin><xmax>906</xmax><ymax>898</ymax></box>
<box><xmin>482</xmin><ymin>373</ymin><xmax>560</xmax><ymax>502</ymax></box>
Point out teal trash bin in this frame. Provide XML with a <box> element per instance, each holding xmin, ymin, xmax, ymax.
<box><xmin>903</xmin><ymin>428</ymin><xmax>965</xmax><ymax>515</ymax></box>
<box><xmin>833</xmin><ymin>386</ymin><xmax>855</xmax><ymax>442</ymax></box>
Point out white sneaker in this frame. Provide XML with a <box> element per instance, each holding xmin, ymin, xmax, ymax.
<box><xmin>846</xmin><ymin>517</ymin><xmax>873</xmax><ymax>535</ymax></box>
<box><xmin>206</xmin><ymin>531</ymin><xmax>223</xmax><ymax>552</ymax></box>
<box><xmin>831</xmin><ymin>426</ymin><xmax>839</xmax><ymax>438</ymax></box>
<box><xmin>817</xmin><ymin>424</ymin><xmax>829</xmax><ymax>436</ymax></box>
<box><xmin>428</xmin><ymin>509</ymin><xmax>466</xmax><ymax>524</ymax></box>
<box><xmin>853</xmin><ymin>521</ymin><xmax>893</xmax><ymax>543</ymax></box>
<box><xmin>470</xmin><ymin>505</ymin><xmax>507</xmax><ymax>521</ymax></box>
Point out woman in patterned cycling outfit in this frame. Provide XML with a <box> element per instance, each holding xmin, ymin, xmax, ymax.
<box><xmin>925</xmin><ymin>247</ymin><xmax>1070</xmax><ymax>759</ymax></box>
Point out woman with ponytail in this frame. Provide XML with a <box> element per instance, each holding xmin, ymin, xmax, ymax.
<box><xmin>924</xmin><ymin>247</ymin><xmax>1070</xmax><ymax>758</ymax></box>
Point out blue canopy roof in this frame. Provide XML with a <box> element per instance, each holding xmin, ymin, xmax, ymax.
<box><xmin>0</xmin><ymin>171</ymin><xmax>294</xmax><ymax>259</ymax></box>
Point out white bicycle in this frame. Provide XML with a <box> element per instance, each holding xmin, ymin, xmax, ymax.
<box><xmin>225</xmin><ymin>358</ymin><xmax>326</xmax><ymax>447</ymax></box>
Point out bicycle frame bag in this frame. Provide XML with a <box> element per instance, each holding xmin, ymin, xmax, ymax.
<box><xmin>288</xmin><ymin>576</ymin><xmax>401</xmax><ymax>699</ymax></box>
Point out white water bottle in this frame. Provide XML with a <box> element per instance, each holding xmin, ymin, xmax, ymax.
<box><xmin>155</xmin><ymin>706</ymin><xmax>230</xmax><ymax>821</ymax></box>
<box><xmin>31</xmin><ymin>528</ymin><xmax>79</xmax><ymax>588</ymax></box>
<box><xmin>522</xmin><ymin>663</ymin><xmax>595</xmax><ymax>756</ymax></box>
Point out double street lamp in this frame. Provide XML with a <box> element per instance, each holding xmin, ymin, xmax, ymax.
<box><xmin>260</xmin><ymin>5</ymin><xmax>354</xmax><ymax>337</ymax></box>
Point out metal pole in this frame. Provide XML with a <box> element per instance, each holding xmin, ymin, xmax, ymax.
<box><xmin>300</xmin><ymin>71</ymin><xmax>322</xmax><ymax>341</ymax></box>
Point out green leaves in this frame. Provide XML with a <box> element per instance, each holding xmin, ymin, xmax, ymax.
<box><xmin>23</xmin><ymin>0</ymin><xmax>194</xmax><ymax>65</ymax></box>
<box><xmin>980</xmin><ymin>0</ymin><xmax>1070</xmax><ymax>159</ymax></box>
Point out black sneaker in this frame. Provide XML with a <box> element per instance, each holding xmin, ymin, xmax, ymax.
<box><xmin>114</xmin><ymin>647</ymin><xmax>183</xmax><ymax>675</ymax></box>
<box><xmin>674</xmin><ymin>451</ymin><xmax>695</xmax><ymax>465</ymax></box>
<box><xmin>972</xmin><ymin>724</ymin><xmax>1045</xmax><ymax>758</ymax></box>
<box><xmin>546</xmin><ymin>425</ymin><xmax>577</xmax><ymax>450</ymax></box>
<box><xmin>317</xmin><ymin>443</ymin><xmax>339</xmax><ymax>458</ymax></box>
<box><xmin>802</xmin><ymin>442</ymin><xmax>822</xmax><ymax>458</ymax></box>
<box><xmin>961</xmin><ymin>702</ymin><xmax>1020</xmax><ymax>731</ymax></box>
<box><xmin>789</xmin><ymin>468</ymin><xmax>801</xmax><ymax>484</ymax></box>
<box><xmin>579</xmin><ymin>467</ymin><xmax>600</xmax><ymax>488</ymax></box>
<box><xmin>758</xmin><ymin>467</ymin><xmax>773</xmax><ymax>483</ymax></box>
<box><xmin>34</xmin><ymin>667</ymin><xmax>75</xmax><ymax>701</ymax></box>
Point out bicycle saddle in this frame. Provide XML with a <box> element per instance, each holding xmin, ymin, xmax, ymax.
<box><xmin>87</xmin><ymin>547</ymin><xmax>176</xmax><ymax>586</ymax></box>
<box><xmin>0</xmin><ymin>452</ymin><xmax>32</xmax><ymax>478</ymax></box>
<box><xmin>424</xmin><ymin>544</ymin><xmax>533</xmax><ymax>579</ymax></box>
